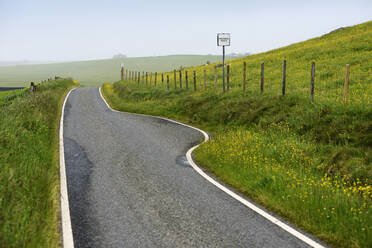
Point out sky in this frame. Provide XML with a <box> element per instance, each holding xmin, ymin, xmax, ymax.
<box><xmin>0</xmin><ymin>0</ymin><xmax>371</xmax><ymax>61</ymax></box>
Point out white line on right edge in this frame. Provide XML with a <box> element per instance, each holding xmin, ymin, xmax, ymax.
<box><xmin>98</xmin><ymin>87</ymin><xmax>325</xmax><ymax>248</ymax></box>
<box><xmin>60</xmin><ymin>88</ymin><xmax>76</xmax><ymax>248</ymax></box>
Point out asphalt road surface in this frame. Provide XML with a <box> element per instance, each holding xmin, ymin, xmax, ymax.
<box><xmin>63</xmin><ymin>87</ymin><xmax>315</xmax><ymax>247</ymax></box>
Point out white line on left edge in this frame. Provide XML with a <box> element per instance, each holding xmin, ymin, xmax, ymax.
<box><xmin>60</xmin><ymin>88</ymin><xmax>76</xmax><ymax>248</ymax></box>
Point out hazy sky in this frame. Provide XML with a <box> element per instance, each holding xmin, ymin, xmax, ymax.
<box><xmin>0</xmin><ymin>0</ymin><xmax>371</xmax><ymax>61</ymax></box>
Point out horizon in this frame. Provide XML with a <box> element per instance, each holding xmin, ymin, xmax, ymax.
<box><xmin>1</xmin><ymin>0</ymin><xmax>371</xmax><ymax>62</ymax></box>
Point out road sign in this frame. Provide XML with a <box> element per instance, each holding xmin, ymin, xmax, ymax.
<box><xmin>217</xmin><ymin>33</ymin><xmax>230</xmax><ymax>46</ymax></box>
<box><xmin>217</xmin><ymin>33</ymin><xmax>230</xmax><ymax>92</ymax></box>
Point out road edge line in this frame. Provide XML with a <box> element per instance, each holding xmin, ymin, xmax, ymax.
<box><xmin>98</xmin><ymin>87</ymin><xmax>325</xmax><ymax>248</ymax></box>
<box><xmin>60</xmin><ymin>88</ymin><xmax>76</xmax><ymax>248</ymax></box>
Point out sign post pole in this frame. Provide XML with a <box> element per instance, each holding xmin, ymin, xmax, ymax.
<box><xmin>217</xmin><ymin>33</ymin><xmax>230</xmax><ymax>93</ymax></box>
<box><xmin>222</xmin><ymin>45</ymin><xmax>225</xmax><ymax>92</ymax></box>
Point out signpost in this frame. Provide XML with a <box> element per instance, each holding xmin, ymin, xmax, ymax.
<box><xmin>217</xmin><ymin>33</ymin><xmax>230</xmax><ymax>92</ymax></box>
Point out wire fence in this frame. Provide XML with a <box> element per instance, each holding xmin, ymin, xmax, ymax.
<box><xmin>120</xmin><ymin>60</ymin><xmax>372</xmax><ymax>107</ymax></box>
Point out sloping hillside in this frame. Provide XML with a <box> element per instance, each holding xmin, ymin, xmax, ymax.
<box><xmin>156</xmin><ymin>21</ymin><xmax>372</xmax><ymax>107</ymax></box>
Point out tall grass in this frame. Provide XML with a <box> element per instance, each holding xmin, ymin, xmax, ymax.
<box><xmin>0</xmin><ymin>79</ymin><xmax>76</xmax><ymax>247</ymax></box>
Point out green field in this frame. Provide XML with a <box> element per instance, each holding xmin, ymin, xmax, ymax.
<box><xmin>0</xmin><ymin>79</ymin><xmax>76</xmax><ymax>247</ymax></box>
<box><xmin>0</xmin><ymin>55</ymin><xmax>223</xmax><ymax>87</ymax></box>
<box><xmin>102</xmin><ymin>21</ymin><xmax>372</xmax><ymax>248</ymax></box>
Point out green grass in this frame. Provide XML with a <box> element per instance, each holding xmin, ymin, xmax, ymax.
<box><xmin>101</xmin><ymin>21</ymin><xmax>372</xmax><ymax>248</ymax></box>
<box><xmin>0</xmin><ymin>89</ymin><xmax>27</xmax><ymax>105</ymax></box>
<box><xmin>0</xmin><ymin>79</ymin><xmax>76</xmax><ymax>247</ymax></box>
<box><xmin>0</xmin><ymin>55</ymin><xmax>223</xmax><ymax>87</ymax></box>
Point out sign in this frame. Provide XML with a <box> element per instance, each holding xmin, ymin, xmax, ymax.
<box><xmin>217</xmin><ymin>33</ymin><xmax>230</xmax><ymax>46</ymax></box>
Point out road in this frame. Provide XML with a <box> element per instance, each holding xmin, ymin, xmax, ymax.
<box><xmin>63</xmin><ymin>87</ymin><xmax>315</xmax><ymax>247</ymax></box>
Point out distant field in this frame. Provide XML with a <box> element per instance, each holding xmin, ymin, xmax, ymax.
<box><xmin>0</xmin><ymin>55</ymin><xmax>222</xmax><ymax>87</ymax></box>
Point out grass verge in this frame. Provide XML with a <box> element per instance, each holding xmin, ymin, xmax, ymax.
<box><xmin>0</xmin><ymin>79</ymin><xmax>76</xmax><ymax>247</ymax></box>
<box><xmin>102</xmin><ymin>82</ymin><xmax>371</xmax><ymax>248</ymax></box>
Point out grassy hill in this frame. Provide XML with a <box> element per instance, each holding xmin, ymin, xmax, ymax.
<box><xmin>155</xmin><ymin>21</ymin><xmax>372</xmax><ymax>107</ymax></box>
<box><xmin>102</xmin><ymin>21</ymin><xmax>372</xmax><ymax>247</ymax></box>
<box><xmin>0</xmin><ymin>55</ymin><xmax>222</xmax><ymax>87</ymax></box>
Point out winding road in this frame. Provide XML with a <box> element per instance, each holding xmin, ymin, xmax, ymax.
<box><xmin>63</xmin><ymin>87</ymin><xmax>321</xmax><ymax>247</ymax></box>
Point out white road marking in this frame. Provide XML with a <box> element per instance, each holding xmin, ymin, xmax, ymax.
<box><xmin>98</xmin><ymin>87</ymin><xmax>325</xmax><ymax>248</ymax></box>
<box><xmin>60</xmin><ymin>88</ymin><xmax>76</xmax><ymax>248</ymax></box>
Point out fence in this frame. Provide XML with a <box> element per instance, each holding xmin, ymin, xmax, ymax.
<box><xmin>120</xmin><ymin>60</ymin><xmax>371</xmax><ymax>106</ymax></box>
<box><xmin>0</xmin><ymin>77</ymin><xmax>69</xmax><ymax>106</ymax></box>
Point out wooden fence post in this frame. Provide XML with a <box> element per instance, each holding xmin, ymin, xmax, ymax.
<box><xmin>155</xmin><ymin>72</ymin><xmax>157</xmax><ymax>86</ymax></box>
<box><xmin>179</xmin><ymin>70</ymin><xmax>182</xmax><ymax>88</ymax></box>
<box><xmin>193</xmin><ymin>71</ymin><xmax>197</xmax><ymax>91</ymax></box>
<box><xmin>214</xmin><ymin>66</ymin><xmax>218</xmax><ymax>90</ymax></box>
<box><xmin>282</xmin><ymin>60</ymin><xmax>286</xmax><ymax>95</ymax></box>
<box><xmin>261</xmin><ymin>62</ymin><xmax>264</xmax><ymax>93</ymax></box>
<box><xmin>243</xmin><ymin>62</ymin><xmax>246</xmax><ymax>92</ymax></box>
<box><xmin>161</xmin><ymin>73</ymin><xmax>164</xmax><ymax>85</ymax></box>
<box><xmin>343</xmin><ymin>64</ymin><xmax>350</xmax><ymax>104</ymax></box>
<box><xmin>30</xmin><ymin>82</ymin><xmax>35</xmax><ymax>92</ymax></box>
<box><xmin>146</xmin><ymin>72</ymin><xmax>148</xmax><ymax>85</ymax></box>
<box><xmin>310</xmin><ymin>62</ymin><xmax>315</xmax><ymax>101</ymax></box>
<box><xmin>227</xmin><ymin>65</ymin><xmax>230</xmax><ymax>91</ymax></box>
<box><xmin>126</xmin><ymin>69</ymin><xmax>128</xmax><ymax>81</ymax></box>
<box><xmin>150</xmin><ymin>72</ymin><xmax>152</xmax><ymax>85</ymax></box>
<box><xmin>203</xmin><ymin>70</ymin><xmax>207</xmax><ymax>90</ymax></box>
<box><xmin>167</xmin><ymin>75</ymin><xmax>170</xmax><ymax>90</ymax></box>
<box><xmin>174</xmin><ymin>70</ymin><xmax>177</xmax><ymax>89</ymax></box>
<box><xmin>121</xmin><ymin>67</ymin><xmax>124</xmax><ymax>81</ymax></box>
<box><xmin>185</xmin><ymin>71</ymin><xmax>188</xmax><ymax>89</ymax></box>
